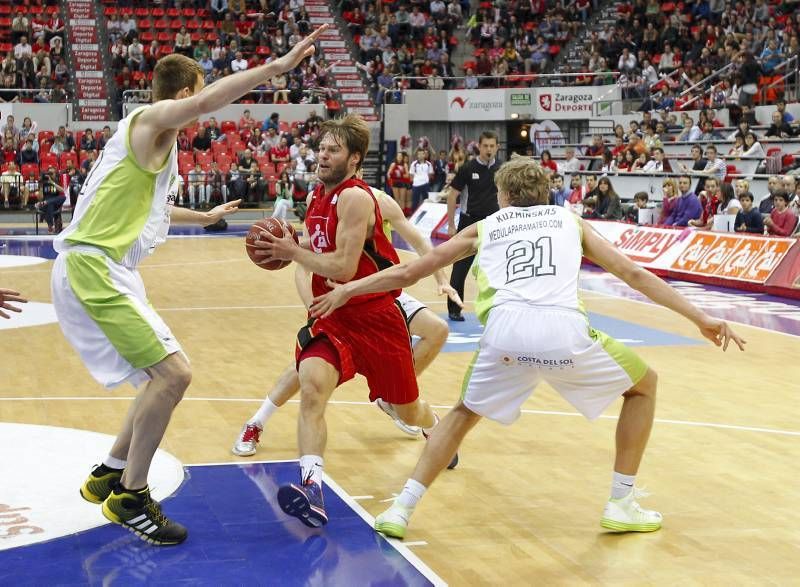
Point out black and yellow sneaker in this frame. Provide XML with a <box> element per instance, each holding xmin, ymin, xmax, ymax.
<box><xmin>102</xmin><ymin>485</ymin><xmax>188</xmax><ymax>546</ymax></box>
<box><xmin>80</xmin><ymin>464</ymin><xmax>123</xmax><ymax>504</ymax></box>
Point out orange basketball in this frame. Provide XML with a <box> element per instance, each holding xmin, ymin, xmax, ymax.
<box><xmin>245</xmin><ymin>218</ymin><xmax>299</xmax><ymax>271</ymax></box>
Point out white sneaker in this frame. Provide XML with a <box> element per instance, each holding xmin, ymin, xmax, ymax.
<box><xmin>374</xmin><ymin>501</ymin><xmax>413</xmax><ymax>539</ymax></box>
<box><xmin>375</xmin><ymin>398</ymin><xmax>421</xmax><ymax>437</ymax></box>
<box><xmin>231</xmin><ymin>422</ymin><xmax>262</xmax><ymax>456</ymax></box>
<box><xmin>601</xmin><ymin>488</ymin><xmax>662</xmax><ymax>532</ymax></box>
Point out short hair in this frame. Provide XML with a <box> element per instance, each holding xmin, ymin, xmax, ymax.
<box><xmin>739</xmin><ymin>191</ymin><xmax>753</xmax><ymax>202</ymax></box>
<box><xmin>320</xmin><ymin>114</ymin><xmax>371</xmax><ymax>170</ymax></box>
<box><xmin>552</xmin><ymin>173</ymin><xmax>563</xmax><ymax>181</ymax></box>
<box><xmin>773</xmin><ymin>189</ymin><xmax>789</xmax><ymax>203</ymax></box>
<box><xmin>494</xmin><ymin>155</ymin><xmax>550</xmax><ymax>207</ymax></box>
<box><xmin>152</xmin><ymin>54</ymin><xmax>203</xmax><ymax>102</ymax></box>
<box><xmin>705</xmin><ymin>145</ymin><xmax>717</xmax><ymax>154</ymax></box>
<box><xmin>479</xmin><ymin>130</ymin><xmax>498</xmax><ymax>144</ymax></box>
<box><xmin>634</xmin><ymin>191</ymin><xmax>649</xmax><ymax>202</ymax></box>
<box><xmin>678</xmin><ymin>174</ymin><xmax>692</xmax><ymax>182</ymax></box>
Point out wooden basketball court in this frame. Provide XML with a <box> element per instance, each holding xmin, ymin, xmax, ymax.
<box><xmin>1</xmin><ymin>232</ymin><xmax>798</xmax><ymax>584</ymax></box>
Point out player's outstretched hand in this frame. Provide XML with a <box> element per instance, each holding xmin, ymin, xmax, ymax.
<box><xmin>251</xmin><ymin>228</ymin><xmax>299</xmax><ymax>263</ymax></box>
<box><xmin>204</xmin><ymin>199</ymin><xmax>241</xmax><ymax>226</ymax></box>
<box><xmin>309</xmin><ymin>279</ymin><xmax>352</xmax><ymax>318</ymax></box>
<box><xmin>0</xmin><ymin>288</ymin><xmax>27</xmax><ymax>319</ymax></box>
<box><xmin>697</xmin><ymin>315</ymin><xmax>746</xmax><ymax>351</ymax></box>
<box><xmin>273</xmin><ymin>24</ymin><xmax>329</xmax><ymax>74</ymax></box>
<box><xmin>438</xmin><ymin>283</ymin><xmax>463</xmax><ymax>308</ymax></box>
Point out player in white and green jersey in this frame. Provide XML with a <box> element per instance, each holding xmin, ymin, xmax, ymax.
<box><xmin>310</xmin><ymin>156</ymin><xmax>745</xmax><ymax>539</ymax></box>
<box><xmin>51</xmin><ymin>27</ymin><xmax>329</xmax><ymax>546</ymax></box>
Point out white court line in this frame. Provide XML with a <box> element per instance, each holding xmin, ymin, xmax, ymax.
<box><xmin>322</xmin><ymin>473</ymin><xmax>445</xmax><ymax>587</ymax></box>
<box><xmin>404</xmin><ymin>541</ymin><xmax>429</xmax><ymax>547</ymax></box>
<box><xmin>3</xmin><ymin>396</ymin><xmax>799</xmax><ymax>437</ymax></box>
<box><xmin>351</xmin><ymin>495</ymin><xmax>374</xmax><ymax>500</ymax></box>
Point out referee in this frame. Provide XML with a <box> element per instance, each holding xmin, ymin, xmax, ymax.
<box><xmin>445</xmin><ymin>130</ymin><xmax>500</xmax><ymax>321</ymax></box>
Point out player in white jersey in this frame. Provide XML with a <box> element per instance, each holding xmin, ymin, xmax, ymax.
<box><xmin>310</xmin><ymin>156</ymin><xmax>745</xmax><ymax>538</ymax></box>
<box><xmin>51</xmin><ymin>27</ymin><xmax>329</xmax><ymax>546</ymax></box>
<box><xmin>232</xmin><ymin>185</ymin><xmax>462</xmax><ymax>455</ymax></box>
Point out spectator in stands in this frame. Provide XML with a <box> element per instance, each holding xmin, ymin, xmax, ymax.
<box><xmin>2</xmin><ymin>136</ymin><xmax>17</xmax><ymax>163</ymax></box>
<box><xmin>239</xmin><ymin>109</ymin><xmax>257</xmax><ymax>131</ymax></box>
<box><xmin>718</xmin><ymin>182</ymin><xmax>741</xmax><ymax>216</ymax></box>
<box><xmin>567</xmin><ymin>175</ymin><xmax>585</xmax><ymax>206</ymax></box>
<box><xmin>207</xmin><ymin>162</ymin><xmax>228</xmax><ymax>205</ymax></box>
<box><xmin>738</xmin><ymin>52</ymin><xmax>761</xmax><ymax>107</ymax></box>
<box><xmin>735</xmin><ymin>192</ymin><xmax>765</xmax><ymax>234</ymax></box>
<box><xmin>783</xmin><ymin>175</ymin><xmax>799</xmax><ymax>210</ymax></box>
<box><xmin>81</xmin><ymin>151</ymin><xmax>97</xmax><ymax>173</ymax></box>
<box><xmin>205</xmin><ymin>118</ymin><xmax>224</xmax><ymax>142</ymax></box>
<box><xmin>211</xmin><ymin>0</ymin><xmax>228</xmax><ymax>22</ymax></box>
<box><xmin>192</xmin><ymin>126</ymin><xmax>212</xmax><ymax>153</ymax></box>
<box><xmin>776</xmin><ymin>99</ymin><xmax>795</xmax><ymax>124</ymax></box>
<box><xmin>18</xmin><ymin>138</ymin><xmax>37</xmax><ymax>166</ymax></box>
<box><xmin>24</xmin><ymin>171</ymin><xmax>39</xmax><ymax>208</ymax></box>
<box><xmin>658</xmin><ymin>178</ymin><xmax>679</xmax><ymax>224</ymax></box>
<box><xmin>677</xmin><ymin>116</ymin><xmax>702</xmax><ymax>143</ymax></box>
<box><xmin>120</xmin><ymin>13</ymin><xmax>137</xmax><ymax>42</ymax></box>
<box><xmin>665</xmin><ymin>175</ymin><xmax>703</xmax><ymax>227</ymax></box>
<box><xmin>174</xmin><ymin>26</ymin><xmax>192</xmax><ymax>58</ymax></box>
<box><xmin>764</xmin><ymin>192</ymin><xmax>797</xmax><ymax>236</ymax></box>
<box><xmin>127</xmin><ymin>37</ymin><xmax>144</xmax><ymax>72</ymax></box>
<box><xmin>698</xmin><ymin>121</ymin><xmax>723</xmax><ymax>141</ymax></box>
<box><xmin>11</xmin><ymin>15</ymin><xmax>29</xmax><ymax>46</ymax></box>
<box><xmin>35</xmin><ymin>165</ymin><xmax>65</xmax><ymax>232</ymax></box>
<box><xmin>432</xmin><ymin>149</ymin><xmax>449</xmax><ymax>193</ymax></box>
<box><xmin>52</xmin><ymin>57</ymin><xmax>68</xmax><ymax>85</ymax></box>
<box><xmin>2</xmin><ymin>115</ymin><xmax>18</xmax><ymax>141</ymax></box>
<box><xmin>550</xmin><ymin>174</ymin><xmax>570</xmax><ymax>207</ymax></box>
<box><xmin>0</xmin><ymin>74</ymin><xmax>18</xmax><ymax>103</ymax></box>
<box><xmin>97</xmin><ymin>126</ymin><xmax>112</xmax><ymax>150</ymax></box>
<box><xmin>262</xmin><ymin>113</ymin><xmax>280</xmax><ymax>133</ymax></box>
<box><xmin>410</xmin><ymin>148</ymin><xmax>433</xmax><ymax>210</ymax></box>
<box><xmin>728</xmin><ymin>135</ymin><xmax>745</xmax><ymax>157</ymax></box>
<box><xmin>540</xmin><ymin>150</ymin><xmax>557</xmax><ymax>174</ymax></box>
<box><xmin>558</xmin><ymin>146</ymin><xmax>580</xmax><ymax>173</ymax></box>
<box><xmin>80</xmin><ymin>129</ymin><xmax>97</xmax><ymax>152</ymax></box>
<box><xmin>766</xmin><ymin>111</ymin><xmax>797</xmax><ymax>138</ymax></box>
<box><xmin>270</xmin><ymin>137</ymin><xmax>291</xmax><ymax>164</ymax></box>
<box><xmin>697</xmin><ymin>145</ymin><xmax>726</xmax><ymax>182</ymax></box>
<box><xmin>247</xmin><ymin>128</ymin><xmax>264</xmax><ymax>154</ymax></box>
<box><xmin>594</xmin><ymin>177</ymin><xmax>623</xmax><ymax>220</ymax></box>
<box><xmin>642</xmin><ymin>147</ymin><xmax>670</xmax><ymax>173</ymax></box>
<box><xmin>690</xmin><ymin>177</ymin><xmax>721</xmax><ymax>229</ymax></box>
<box><xmin>1</xmin><ymin>161</ymin><xmax>22</xmax><ymax>209</ymax></box>
<box><xmin>188</xmin><ymin>163</ymin><xmax>208</xmax><ymax>209</ymax></box>
<box><xmin>626</xmin><ymin>191</ymin><xmax>651</xmax><ymax>224</ymax></box>
<box><xmin>17</xmin><ymin>117</ymin><xmax>37</xmax><ymax>149</ymax></box>
<box><xmin>177</xmin><ymin>129</ymin><xmax>191</xmax><ymax>152</ymax></box>
<box><xmin>51</xmin><ymin>126</ymin><xmax>74</xmax><ymax>155</ymax></box>
<box><xmin>67</xmin><ymin>162</ymin><xmax>84</xmax><ymax>208</ymax></box>
<box><xmin>45</xmin><ymin>14</ymin><xmax>64</xmax><ymax>42</ymax></box>
<box><xmin>759</xmin><ymin>176</ymin><xmax>780</xmax><ymax>214</ymax></box>
<box><xmin>262</xmin><ymin>127</ymin><xmax>279</xmax><ymax>152</ymax></box>
<box><xmin>238</xmin><ymin>149</ymin><xmax>255</xmax><ymax>171</ymax></box>
<box><xmin>231</xmin><ymin>51</ymin><xmax>248</xmax><ymax>73</ymax></box>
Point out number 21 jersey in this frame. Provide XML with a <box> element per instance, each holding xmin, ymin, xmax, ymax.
<box><xmin>471</xmin><ymin>205</ymin><xmax>584</xmax><ymax>324</ymax></box>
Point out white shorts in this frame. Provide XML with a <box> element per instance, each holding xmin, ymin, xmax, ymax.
<box><xmin>461</xmin><ymin>304</ymin><xmax>648</xmax><ymax>425</ymax></box>
<box><xmin>51</xmin><ymin>249</ymin><xmax>184</xmax><ymax>389</ymax></box>
<box><xmin>396</xmin><ymin>292</ymin><xmax>427</xmax><ymax>325</ymax></box>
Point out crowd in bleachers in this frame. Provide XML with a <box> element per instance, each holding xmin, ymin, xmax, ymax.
<box><xmin>0</xmin><ymin>6</ymin><xmax>70</xmax><ymax>103</ymax></box>
<box><xmin>105</xmin><ymin>1</ymin><xmax>336</xmax><ymax>118</ymax></box>
<box><xmin>574</xmin><ymin>0</ymin><xmax>800</xmax><ymax>109</ymax></box>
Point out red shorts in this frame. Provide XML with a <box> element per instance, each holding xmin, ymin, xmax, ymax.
<box><xmin>296</xmin><ymin>296</ymin><xmax>419</xmax><ymax>405</ymax></box>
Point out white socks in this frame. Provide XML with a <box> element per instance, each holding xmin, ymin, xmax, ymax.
<box><xmin>611</xmin><ymin>471</ymin><xmax>636</xmax><ymax>499</ymax></box>
<box><xmin>250</xmin><ymin>398</ymin><xmax>279</xmax><ymax>428</ymax></box>
<box><xmin>396</xmin><ymin>479</ymin><xmax>427</xmax><ymax>510</ymax></box>
<box><xmin>300</xmin><ymin>454</ymin><xmax>324</xmax><ymax>487</ymax></box>
<box><xmin>103</xmin><ymin>455</ymin><xmax>127</xmax><ymax>470</ymax></box>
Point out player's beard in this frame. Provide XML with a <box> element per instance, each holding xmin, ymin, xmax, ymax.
<box><xmin>320</xmin><ymin>159</ymin><xmax>352</xmax><ymax>189</ymax></box>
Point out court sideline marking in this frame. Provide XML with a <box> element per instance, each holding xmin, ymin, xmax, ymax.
<box><xmin>2</xmin><ymin>396</ymin><xmax>799</xmax><ymax>437</ymax></box>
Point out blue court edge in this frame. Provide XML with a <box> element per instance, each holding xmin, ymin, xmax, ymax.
<box><xmin>0</xmin><ymin>462</ymin><xmax>435</xmax><ymax>587</ymax></box>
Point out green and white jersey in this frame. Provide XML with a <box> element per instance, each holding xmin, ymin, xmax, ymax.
<box><xmin>471</xmin><ymin>205</ymin><xmax>584</xmax><ymax>324</ymax></box>
<box><xmin>54</xmin><ymin>106</ymin><xmax>179</xmax><ymax>267</ymax></box>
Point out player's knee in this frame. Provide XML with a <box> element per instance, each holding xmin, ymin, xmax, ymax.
<box><xmin>627</xmin><ymin>368</ymin><xmax>657</xmax><ymax>399</ymax></box>
<box><xmin>428</xmin><ymin>316</ymin><xmax>449</xmax><ymax>349</ymax></box>
<box><xmin>299</xmin><ymin>380</ymin><xmax>327</xmax><ymax>414</ymax></box>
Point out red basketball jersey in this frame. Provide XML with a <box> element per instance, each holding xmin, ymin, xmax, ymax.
<box><xmin>306</xmin><ymin>176</ymin><xmax>401</xmax><ymax>305</ymax></box>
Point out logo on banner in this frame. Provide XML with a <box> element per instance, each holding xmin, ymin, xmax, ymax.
<box><xmin>450</xmin><ymin>96</ymin><xmax>468</xmax><ymax>109</ymax></box>
<box><xmin>511</xmin><ymin>93</ymin><xmax>532</xmax><ymax>106</ymax></box>
<box><xmin>446</xmin><ymin>90</ymin><xmax>505</xmax><ymax>120</ymax></box>
<box><xmin>539</xmin><ymin>94</ymin><xmax>552</xmax><ymax>111</ymax></box>
<box><xmin>614</xmin><ymin>226</ymin><xmax>682</xmax><ymax>264</ymax></box>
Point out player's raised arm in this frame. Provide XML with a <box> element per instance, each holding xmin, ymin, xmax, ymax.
<box><xmin>580</xmin><ymin>218</ymin><xmax>746</xmax><ymax>351</ymax></box>
<box><xmin>310</xmin><ymin>225</ymin><xmax>478</xmax><ymax>318</ymax></box>
<box><xmin>139</xmin><ymin>24</ymin><xmax>329</xmax><ymax>133</ymax></box>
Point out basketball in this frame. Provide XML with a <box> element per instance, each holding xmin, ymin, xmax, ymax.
<box><xmin>245</xmin><ymin>218</ymin><xmax>299</xmax><ymax>271</ymax></box>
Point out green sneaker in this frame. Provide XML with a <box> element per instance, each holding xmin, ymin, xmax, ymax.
<box><xmin>600</xmin><ymin>488</ymin><xmax>662</xmax><ymax>532</ymax></box>
<box><xmin>79</xmin><ymin>464</ymin><xmax>123</xmax><ymax>504</ymax></box>
<box><xmin>374</xmin><ymin>502</ymin><xmax>413</xmax><ymax>539</ymax></box>
<box><xmin>102</xmin><ymin>485</ymin><xmax>188</xmax><ymax>546</ymax></box>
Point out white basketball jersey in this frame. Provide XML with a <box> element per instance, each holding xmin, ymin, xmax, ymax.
<box><xmin>55</xmin><ymin>105</ymin><xmax>178</xmax><ymax>267</ymax></box>
<box><xmin>471</xmin><ymin>205</ymin><xmax>584</xmax><ymax>324</ymax></box>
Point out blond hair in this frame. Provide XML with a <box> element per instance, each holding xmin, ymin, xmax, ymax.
<box><xmin>662</xmin><ymin>177</ymin><xmax>678</xmax><ymax>196</ymax></box>
<box><xmin>152</xmin><ymin>54</ymin><xmax>204</xmax><ymax>102</ymax></box>
<box><xmin>494</xmin><ymin>154</ymin><xmax>550</xmax><ymax>206</ymax></box>
<box><xmin>320</xmin><ymin>114</ymin><xmax>370</xmax><ymax>170</ymax></box>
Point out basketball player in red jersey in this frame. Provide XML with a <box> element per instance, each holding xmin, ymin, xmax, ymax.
<box><xmin>252</xmin><ymin>115</ymin><xmax>450</xmax><ymax>528</ymax></box>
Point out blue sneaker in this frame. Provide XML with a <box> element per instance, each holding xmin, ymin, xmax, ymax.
<box><xmin>277</xmin><ymin>481</ymin><xmax>328</xmax><ymax>528</ymax></box>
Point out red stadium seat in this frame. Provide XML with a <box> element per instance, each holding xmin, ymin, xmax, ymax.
<box><xmin>38</xmin><ymin>131</ymin><xmax>54</xmax><ymax>143</ymax></box>
<box><xmin>59</xmin><ymin>152</ymin><xmax>78</xmax><ymax>169</ymax></box>
<box><xmin>41</xmin><ymin>153</ymin><xmax>58</xmax><ymax>169</ymax></box>
<box><xmin>220</xmin><ymin>120</ymin><xmax>237</xmax><ymax>133</ymax></box>
<box><xmin>21</xmin><ymin>163</ymin><xmax>39</xmax><ymax>177</ymax></box>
